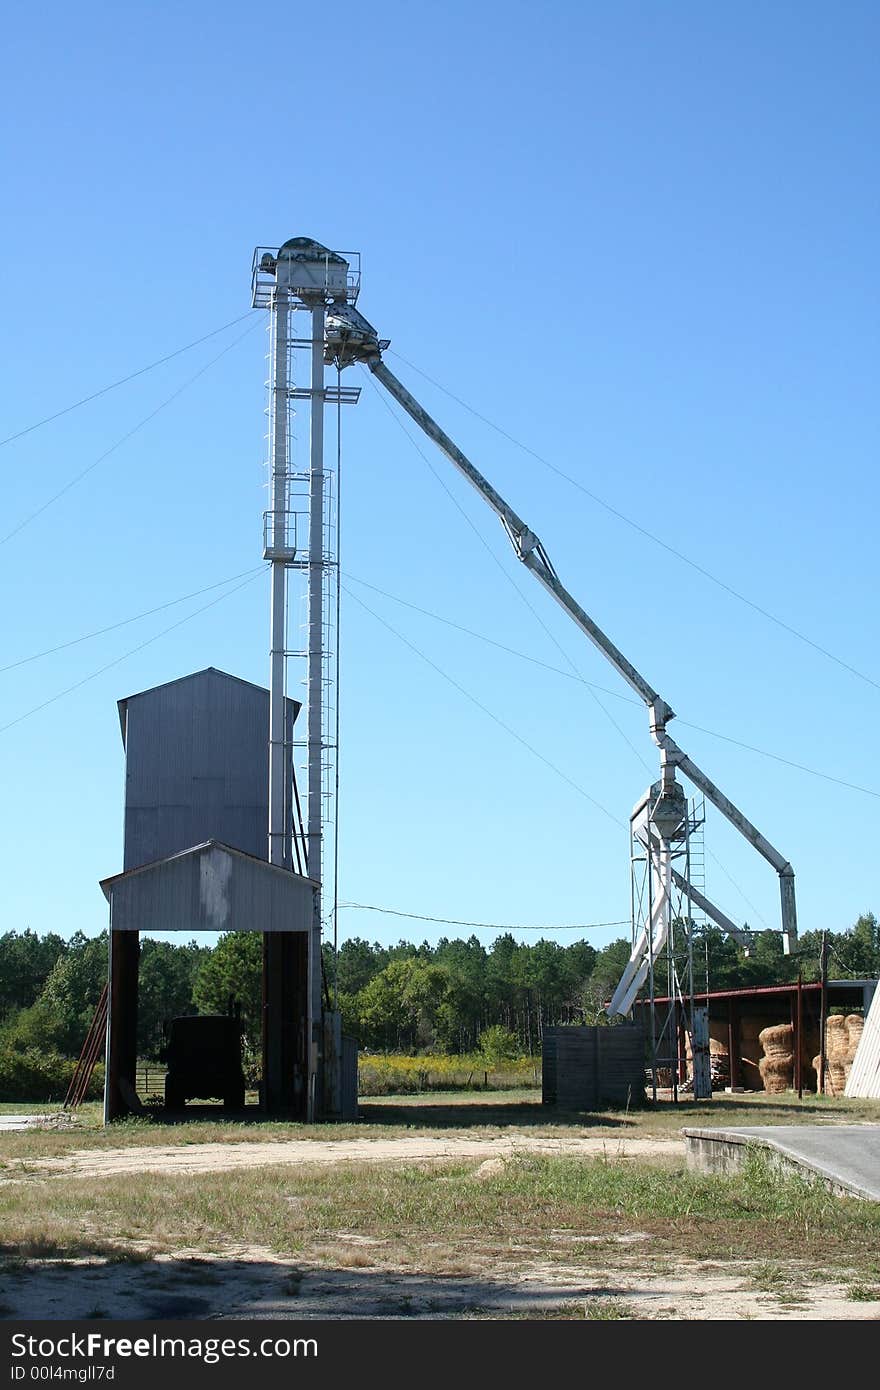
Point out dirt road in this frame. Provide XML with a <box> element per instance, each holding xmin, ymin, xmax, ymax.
<box><xmin>14</xmin><ymin>1132</ymin><xmax>683</xmax><ymax>1181</ymax></box>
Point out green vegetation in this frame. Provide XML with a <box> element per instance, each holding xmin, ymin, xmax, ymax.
<box><xmin>1</xmin><ymin>911</ymin><xmax>877</xmax><ymax>1100</ymax></box>
<box><xmin>0</xmin><ymin>930</ymin><xmax>206</xmax><ymax>1100</ymax></box>
<box><xmin>358</xmin><ymin>1052</ymin><xmax>537</xmax><ymax>1095</ymax></box>
<box><xmin>846</xmin><ymin>1283</ymin><xmax>880</xmax><ymax>1302</ymax></box>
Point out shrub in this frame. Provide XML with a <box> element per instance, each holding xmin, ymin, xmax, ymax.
<box><xmin>478</xmin><ymin>1025</ymin><xmax>521</xmax><ymax>1066</ymax></box>
<box><xmin>0</xmin><ymin>1044</ymin><xmax>104</xmax><ymax>1103</ymax></box>
<box><xmin>357</xmin><ymin>1051</ymin><xmax>538</xmax><ymax>1096</ymax></box>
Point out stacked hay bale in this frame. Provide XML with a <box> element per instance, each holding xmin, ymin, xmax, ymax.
<box><xmin>758</xmin><ymin>1023</ymin><xmax>794</xmax><ymax>1093</ymax></box>
<box><xmin>846</xmin><ymin>1014</ymin><xmax>865</xmax><ymax>1088</ymax></box>
<box><xmin>825</xmin><ymin>1015</ymin><xmax>849</xmax><ymax>1095</ymax></box>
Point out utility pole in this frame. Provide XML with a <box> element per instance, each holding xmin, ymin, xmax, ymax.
<box><xmin>796</xmin><ymin>968</ymin><xmax>803</xmax><ymax>1099</ymax></box>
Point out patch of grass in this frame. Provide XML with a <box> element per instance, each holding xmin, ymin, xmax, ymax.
<box><xmin>846</xmin><ymin>1284</ymin><xmax>880</xmax><ymax>1302</ymax></box>
<box><xmin>471</xmin><ymin>1300</ymin><xmax>639</xmax><ymax>1321</ymax></box>
<box><xmin>585</xmin><ymin>1300</ymin><xmax>638</xmax><ymax>1320</ymax></box>
<box><xmin>0</xmin><ymin>1104</ymin><xmax>64</xmax><ymax>1116</ymax></box>
<box><xmin>746</xmin><ymin>1261</ymin><xmax>810</xmax><ymax>1307</ymax></box>
<box><xmin>2</xmin><ymin>1149</ymin><xmax>878</xmax><ymax>1285</ymax></box>
<box><xmin>0</xmin><ymin>1232</ymin><xmax>153</xmax><ymax>1263</ymax></box>
<box><xmin>749</xmin><ymin>1262</ymin><xmax>796</xmax><ymax>1293</ymax></box>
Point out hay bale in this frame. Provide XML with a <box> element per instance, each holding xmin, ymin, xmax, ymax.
<box><xmin>825</xmin><ymin>1020</ymin><xmax>847</xmax><ymax>1091</ymax></box>
<box><xmin>812</xmin><ymin>1049</ymin><xmax>846</xmax><ymax>1095</ymax></box>
<box><xmin>759</xmin><ymin>1023</ymin><xmax>794</xmax><ymax>1057</ymax></box>
<box><xmin>825</xmin><ymin>1015</ymin><xmax>848</xmax><ymax>1059</ymax></box>
<box><xmin>846</xmin><ymin>1014</ymin><xmax>864</xmax><ymax>1055</ymax></box>
<box><xmin>757</xmin><ymin>1023</ymin><xmax>794</xmax><ymax>1093</ymax></box>
<box><xmin>759</xmin><ymin>1055</ymin><xmax>793</xmax><ymax>1093</ymax></box>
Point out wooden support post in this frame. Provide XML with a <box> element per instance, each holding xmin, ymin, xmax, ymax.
<box><xmin>796</xmin><ymin>972</ymin><xmax>804</xmax><ymax>1099</ymax></box>
<box><xmin>262</xmin><ymin>932</ymin><xmax>308</xmax><ymax>1118</ymax></box>
<box><xmin>819</xmin><ymin>932</ymin><xmax>828</xmax><ymax>1097</ymax></box>
<box><xmin>105</xmin><ymin>929</ymin><xmax>139</xmax><ymax>1122</ymax></box>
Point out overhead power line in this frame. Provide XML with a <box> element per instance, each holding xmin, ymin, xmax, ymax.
<box><xmin>389</xmin><ymin>348</ymin><xmax>880</xmax><ymax>696</ymax></box>
<box><xmin>344</xmin><ymin>571</ymin><xmax>880</xmax><ymax>801</ymax></box>
<box><xmin>1</xmin><ymin>320</ymin><xmax>261</xmax><ymax>547</ymax></box>
<box><xmin>0</xmin><ymin>566</ymin><xmax>265</xmax><ymax>675</ymax></box>
<box><xmin>673</xmin><ymin>719</ymin><xmax>880</xmax><ymax>801</ymax></box>
<box><xmin>342</xmin><ymin>582</ymin><xmax>625</xmax><ymax>829</ymax></box>
<box><xmin>0</xmin><ymin>570</ymin><xmax>263</xmax><ymax>735</ymax></box>
<box><xmin>706</xmin><ymin>848</ymin><xmax>769</xmax><ymax>929</ymax></box>
<box><xmin>364</xmin><ymin>372</ymin><xmax>653</xmax><ymax>777</ymax></box>
<box><xmin>0</xmin><ymin>310</ymin><xmax>254</xmax><ymax>451</ymax></box>
<box><xmin>337</xmin><ymin>902</ymin><xmax>629</xmax><ymax>933</ymax></box>
<box><xmin>343</xmin><ymin>570</ymin><xmax>636</xmax><ymax>702</ymax></box>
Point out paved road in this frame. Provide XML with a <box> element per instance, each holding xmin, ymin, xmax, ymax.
<box><xmin>684</xmin><ymin>1124</ymin><xmax>880</xmax><ymax>1200</ymax></box>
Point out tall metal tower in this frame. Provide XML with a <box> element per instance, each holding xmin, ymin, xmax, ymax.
<box><xmin>251</xmin><ymin>238</ymin><xmax>361</xmax><ymax>1118</ymax></box>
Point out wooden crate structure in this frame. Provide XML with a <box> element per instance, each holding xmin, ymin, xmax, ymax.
<box><xmin>543</xmin><ymin>1024</ymin><xmax>646</xmax><ymax>1109</ymax></box>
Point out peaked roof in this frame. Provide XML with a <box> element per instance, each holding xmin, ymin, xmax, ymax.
<box><xmin>99</xmin><ymin>838</ymin><xmax>318</xmax><ymax>900</ymax></box>
<box><xmin>117</xmin><ymin>667</ymin><xmax>300</xmax><ymax>744</ymax></box>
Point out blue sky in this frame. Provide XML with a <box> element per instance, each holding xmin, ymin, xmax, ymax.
<box><xmin>1</xmin><ymin>1</ymin><xmax>877</xmax><ymax>957</ymax></box>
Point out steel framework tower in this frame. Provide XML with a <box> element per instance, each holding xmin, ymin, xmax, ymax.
<box><xmin>252</xmin><ymin>238</ymin><xmax>361</xmax><ymax>1118</ymax></box>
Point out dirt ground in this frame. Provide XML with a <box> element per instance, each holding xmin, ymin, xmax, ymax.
<box><xmin>3</xmin><ymin>1240</ymin><xmax>879</xmax><ymax>1321</ymax></box>
<box><xmin>3</xmin><ymin>1129</ymin><xmax>880</xmax><ymax>1320</ymax></box>
<box><xmin>10</xmin><ymin>1131</ymin><xmax>682</xmax><ymax>1181</ymax></box>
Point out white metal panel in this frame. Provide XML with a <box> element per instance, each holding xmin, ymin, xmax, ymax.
<box><xmin>846</xmin><ymin>983</ymin><xmax>880</xmax><ymax>1100</ymax></box>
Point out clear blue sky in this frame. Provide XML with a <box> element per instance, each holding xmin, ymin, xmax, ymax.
<box><xmin>1</xmin><ymin>2</ymin><xmax>877</xmax><ymax>957</ymax></box>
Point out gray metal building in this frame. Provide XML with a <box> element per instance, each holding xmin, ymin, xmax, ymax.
<box><xmin>102</xmin><ymin>668</ymin><xmax>314</xmax><ymax>1122</ymax></box>
<box><xmin>119</xmin><ymin>668</ymin><xmax>297</xmax><ymax>871</ymax></box>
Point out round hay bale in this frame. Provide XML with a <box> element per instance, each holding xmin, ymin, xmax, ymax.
<box><xmin>759</xmin><ymin>1056</ymin><xmax>793</xmax><ymax>1077</ymax></box>
<box><xmin>759</xmin><ymin>1055</ymin><xmax>793</xmax><ymax>1093</ymax></box>
<box><xmin>759</xmin><ymin>1023</ymin><xmax>793</xmax><ymax>1057</ymax></box>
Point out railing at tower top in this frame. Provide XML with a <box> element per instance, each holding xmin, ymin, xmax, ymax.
<box><xmin>251</xmin><ymin>248</ymin><xmax>362</xmax><ymax>310</ymax></box>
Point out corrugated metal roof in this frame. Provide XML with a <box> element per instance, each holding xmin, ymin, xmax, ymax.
<box><xmin>100</xmin><ymin>840</ymin><xmax>316</xmax><ymax>934</ymax></box>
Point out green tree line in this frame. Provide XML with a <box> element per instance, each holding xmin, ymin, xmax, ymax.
<box><xmin>1</xmin><ymin>913</ymin><xmax>877</xmax><ymax>1092</ymax></box>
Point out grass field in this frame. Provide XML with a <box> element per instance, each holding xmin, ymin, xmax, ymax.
<box><xmin>1</xmin><ymin>1088</ymin><xmax>877</xmax><ymax>1160</ymax></box>
<box><xmin>2</xmin><ymin>1089</ymin><xmax>879</xmax><ymax>1319</ymax></box>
